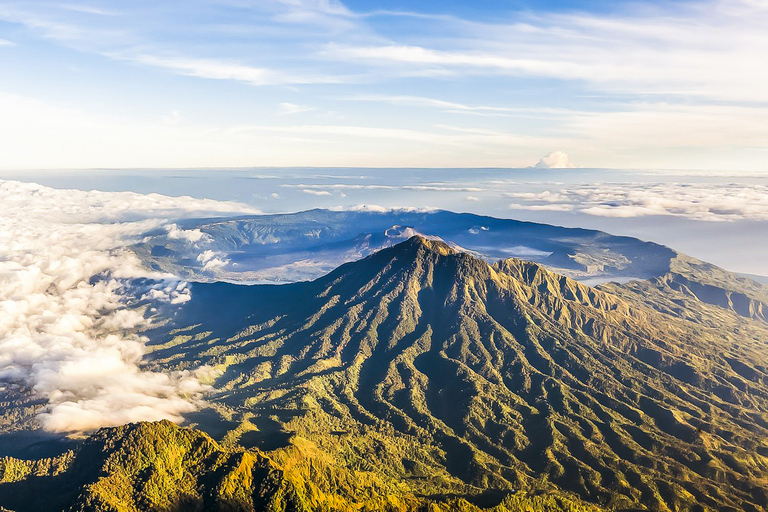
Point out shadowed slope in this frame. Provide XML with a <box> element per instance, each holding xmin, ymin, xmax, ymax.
<box><xmin>148</xmin><ymin>237</ymin><xmax>768</xmax><ymax>512</ymax></box>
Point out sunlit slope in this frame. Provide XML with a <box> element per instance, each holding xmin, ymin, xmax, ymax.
<box><xmin>149</xmin><ymin>237</ymin><xmax>768</xmax><ymax>511</ymax></box>
<box><xmin>601</xmin><ymin>253</ymin><xmax>768</xmax><ymax>325</ymax></box>
<box><xmin>0</xmin><ymin>420</ymin><xmax>305</xmax><ymax>512</ymax></box>
<box><xmin>0</xmin><ymin>420</ymin><xmax>604</xmax><ymax>512</ymax></box>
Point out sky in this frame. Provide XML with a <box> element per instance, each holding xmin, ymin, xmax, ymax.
<box><xmin>1</xmin><ymin>0</ymin><xmax>767</xmax><ymax>170</ymax></box>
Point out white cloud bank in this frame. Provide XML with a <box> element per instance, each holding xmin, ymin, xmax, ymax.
<box><xmin>285</xmin><ymin>183</ymin><xmax>483</xmax><ymax>192</ymax></box>
<box><xmin>0</xmin><ymin>180</ymin><xmax>259</xmax><ymax>433</ymax></box>
<box><xmin>508</xmin><ymin>182</ymin><xmax>768</xmax><ymax>222</ymax></box>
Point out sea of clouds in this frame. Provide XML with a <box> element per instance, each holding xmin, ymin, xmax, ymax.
<box><xmin>0</xmin><ymin>180</ymin><xmax>259</xmax><ymax>433</ymax></box>
<box><xmin>507</xmin><ymin>182</ymin><xmax>768</xmax><ymax>221</ymax></box>
<box><xmin>2</xmin><ymin>175</ymin><xmax>766</xmax><ymax>434</ymax></box>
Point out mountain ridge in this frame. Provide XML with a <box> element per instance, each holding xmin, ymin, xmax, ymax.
<box><xmin>140</xmin><ymin>236</ymin><xmax>768</xmax><ymax>511</ymax></box>
<box><xmin>0</xmin><ymin>419</ymin><xmax>608</xmax><ymax>512</ymax></box>
<box><xmin>134</xmin><ymin>209</ymin><xmax>677</xmax><ymax>284</ymax></box>
<box><xmin>1</xmin><ymin>236</ymin><xmax>766</xmax><ymax>510</ymax></box>
<box><xmin>0</xmin><ymin>420</ymin><xmax>306</xmax><ymax>512</ymax></box>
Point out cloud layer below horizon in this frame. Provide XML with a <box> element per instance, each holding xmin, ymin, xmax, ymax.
<box><xmin>1</xmin><ymin>175</ymin><xmax>767</xmax><ymax>433</ymax></box>
<box><xmin>0</xmin><ymin>180</ymin><xmax>259</xmax><ymax>432</ymax></box>
<box><xmin>507</xmin><ymin>182</ymin><xmax>768</xmax><ymax>221</ymax></box>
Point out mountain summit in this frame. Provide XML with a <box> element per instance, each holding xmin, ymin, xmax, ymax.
<box><xmin>143</xmin><ymin>237</ymin><xmax>768</xmax><ymax>511</ymax></box>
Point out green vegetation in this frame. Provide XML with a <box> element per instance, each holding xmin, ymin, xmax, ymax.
<box><xmin>0</xmin><ymin>420</ymin><xmax>601</xmax><ymax>512</ymax></box>
<box><xmin>0</xmin><ymin>420</ymin><xmax>306</xmax><ymax>512</ymax></box>
<box><xmin>139</xmin><ymin>237</ymin><xmax>768</xmax><ymax>511</ymax></box>
<box><xmin>2</xmin><ymin>236</ymin><xmax>767</xmax><ymax>511</ymax></box>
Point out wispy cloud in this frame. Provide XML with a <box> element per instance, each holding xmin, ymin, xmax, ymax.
<box><xmin>232</xmin><ymin>124</ymin><xmax>478</xmax><ymax>146</ymax></box>
<box><xmin>0</xmin><ymin>4</ymin><xmax>113</xmax><ymax>41</ymax></box>
<box><xmin>285</xmin><ymin>183</ymin><xmax>483</xmax><ymax>192</ymax></box>
<box><xmin>133</xmin><ymin>55</ymin><xmax>277</xmax><ymax>85</ymax></box>
<box><xmin>0</xmin><ymin>0</ymin><xmax>766</xmax><ymax>169</ymax></box>
<box><xmin>345</xmin><ymin>94</ymin><xmax>566</xmax><ymax>118</ymax></box>
<box><xmin>326</xmin><ymin>44</ymin><xmax>580</xmax><ymax>75</ymax></box>
<box><xmin>128</xmin><ymin>54</ymin><xmax>349</xmax><ymax>86</ymax></box>
<box><xmin>0</xmin><ymin>0</ymin><xmax>360</xmax><ymax>86</ymax></box>
<box><xmin>11</xmin><ymin>0</ymin><xmax>765</xmax><ymax>101</ymax></box>
<box><xmin>59</xmin><ymin>3</ymin><xmax>118</xmax><ymax>16</ymax></box>
<box><xmin>324</xmin><ymin>0</ymin><xmax>768</xmax><ymax>103</ymax></box>
<box><xmin>279</xmin><ymin>102</ymin><xmax>316</xmax><ymax>115</ymax></box>
<box><xmin>302</xmin><ymin>188</ymin><xmax>332</xmax><ymax>195</ymax></box>
<box><xmin>267</xmin><ymin>0</ymin><xmax>357</xmax><ymax>30</ymax></box>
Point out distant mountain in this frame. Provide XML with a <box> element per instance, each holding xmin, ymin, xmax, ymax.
<box><xmin>142</xmin><ymin>237</ymin><xmax>768</xmax><ymax>512</ymax></box>
<box><xmin>133</xmin><ymin>209</ymin><xmax>676</xmax><ymax>284</ymax></box>
<box><xmin>602</xmin><ymin>253</ymin><xmax>768</xmax><ymax>325</ymax></box>
<box><xmin>135</xmin><ymin>208</ymin><xmax>768</xmax><ymax>327</ymax></box>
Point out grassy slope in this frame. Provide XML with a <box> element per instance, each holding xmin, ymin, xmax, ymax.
<box><xmin>0</xmin><ymin>420</ymin><xmax>601</xmax><ymax>512</ymax></box>
<box><xmin>141</xmin><ymin>237</ymin><xmax>767</xmax><ymax>512</ymax></box>
<box><xmin>0</xmin><ymin>420</ymin><xmax>306</xmax><ymax>512</ymax></box>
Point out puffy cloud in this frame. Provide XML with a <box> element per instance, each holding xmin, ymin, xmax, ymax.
<box><xmin>0</xmin><ymin>180</ymin><xmax>256</xmax><ymax>433</ymax></box>
<box><xmin>506</xmin><ymin>190</ymin><xmax>569</xmax><ymax>202</ymax></box>
<box><xmin>197</xmin><ymin>250</ymin><xmax>229</xmax><ymax>271</ymax></box>
<box><xmin>573</xmin><ymin>183</ymin><xmax>768</xmax><ymax>221</ymax></box>
<box><xmin>0</xmin><ymin>179</ymin><xmax>260</xmax><ymax>222</ymax></box>
<box><xmin>166</xmin><ymin>224</ymin><xmax>207</xmax><ymax>243</ymax></box>
<box><xmin>534</xmin><ymin>151</ymin><xmax>577</xmax><ymax>169</ymax></box>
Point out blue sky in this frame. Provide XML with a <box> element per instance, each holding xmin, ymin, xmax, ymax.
<box><xmin>0</xmin><ymin>0</ymin><xmax>766</xmax><ymax>170</ymax></box>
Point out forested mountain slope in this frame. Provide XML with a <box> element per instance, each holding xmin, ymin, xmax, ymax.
<box><xmin>144</xmin><ymin>237</ymin><xmax>768</xmax><ymax>512</ymax></box>
<box><xmin>0</xmin><ymin>420</ymin><xmax>602</xmax><ymax>512</ymax></box>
